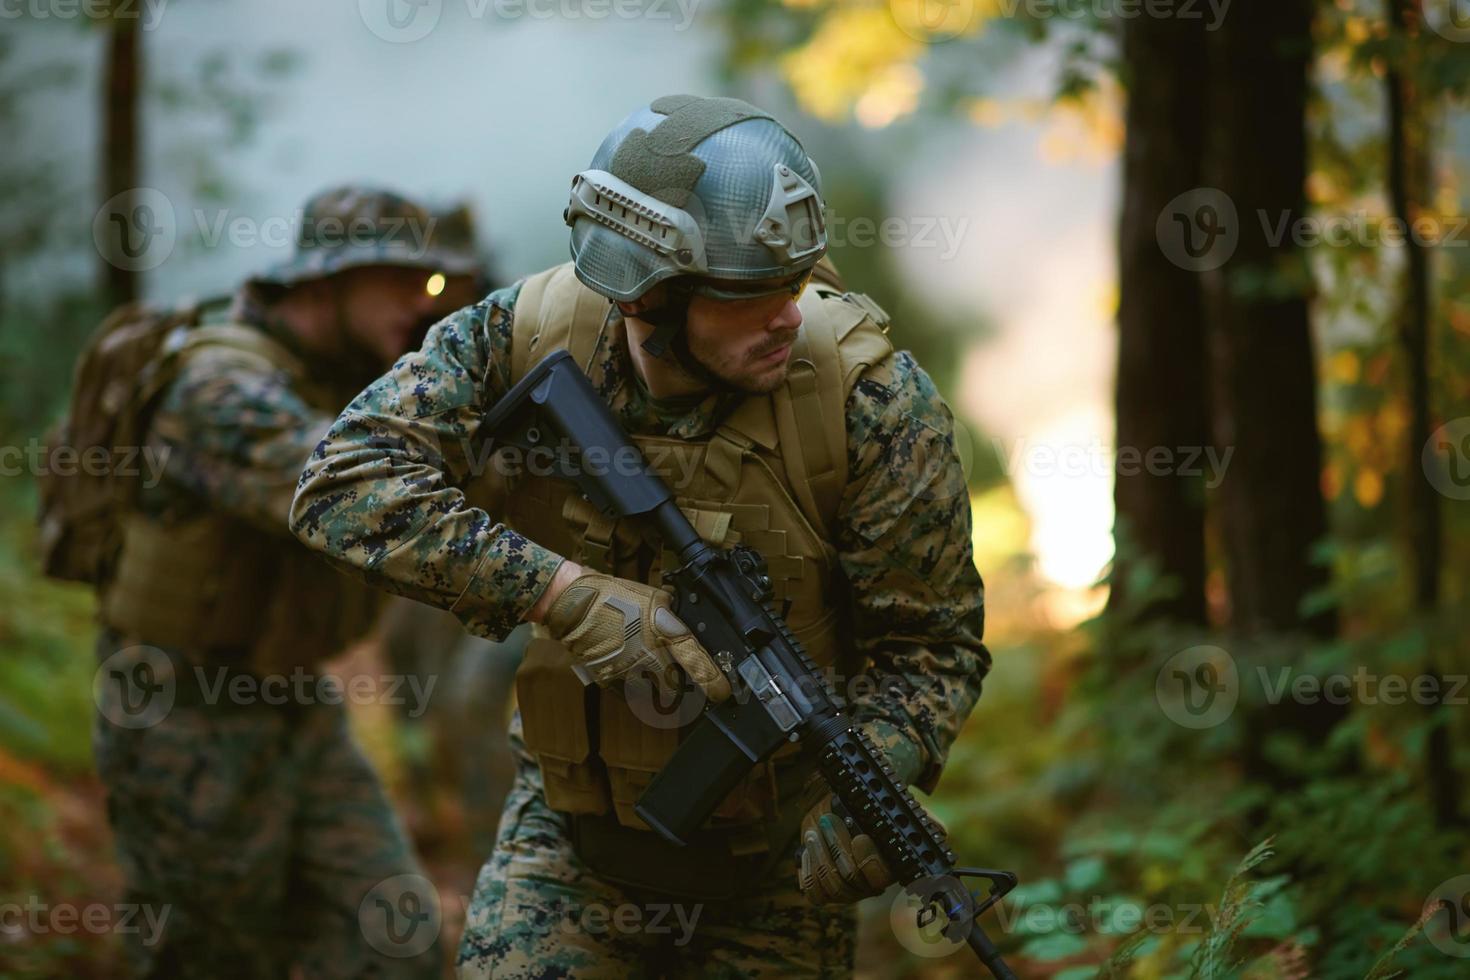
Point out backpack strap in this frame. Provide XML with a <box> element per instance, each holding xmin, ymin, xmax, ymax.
<box><xmin>173</xmin><ymin>323</ymin><xmax>306</xmax><ymax>379</ymax></box>
<box><xmin>772</xmin><ymin>286</ymin><xmax>894</xmax><ymax>538</ymax></box>
<box><xmin>510</xmin><ymin>263</ymin><xmax>615</xmax><ymax>384</ymax></box>
<box><xmin>508</xmin><ymin>261</ymin><xmax>894</xmax><ymax>540</ymax></box>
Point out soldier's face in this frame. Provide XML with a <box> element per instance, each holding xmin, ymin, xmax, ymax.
<box><xmin>681</xmin><ymin>280</ymin><xmax>804</xmax><ymax>394</ymax></box>
<box><xmin>337</xmin><ymin>265</ymin><xmax>443</xmax><ymax>365</ymax></box>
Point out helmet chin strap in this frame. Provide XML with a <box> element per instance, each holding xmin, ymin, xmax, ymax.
<box><xmin>634</xmin><ymin>288</ymin><xmax>738</xmax><ymax>395</ymax></box>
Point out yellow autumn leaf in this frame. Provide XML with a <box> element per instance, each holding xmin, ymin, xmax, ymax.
<box><xmin>1327</xmin><ymin>349</ymin><xmax>1360</xmax><ymax>385</ymax></box>
<box><xmin>1354</xmin><ymin>468</ymin><xmax>1384</xmax><ymax>508</ymax></box>
<box><xmin>1344</xmin><ymin>416</ymin><xmax>1373</xmax><ymax>456</ymax></box>
<box><xmin>1322</xmin><ymin>460</ymin><xmax>1342</xmax><ymax>501</ymax></box>
<box><xmin>856</xmin><ymin>62</ymin><xmax>924</xmax><ymax>128</ymax></box>
<box><xmin>781</xmin><ymin>8</ymin><xmax>923</xmax><ymax>122</ymax></box>
<box><xmin>1377</xmin><ymin>401</ymin><xmax>1407</xmax><ymax>444</ymax></box>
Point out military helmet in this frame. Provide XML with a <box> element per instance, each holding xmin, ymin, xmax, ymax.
<box><xmin>565</xmin><ymin>95</ymin><xmax>828</xmax><ymax>303</ymax></box>
<box><xmin>252</xmin><ymin>185</ymin><xmax>481</xmax><ymax>288</ymax></box>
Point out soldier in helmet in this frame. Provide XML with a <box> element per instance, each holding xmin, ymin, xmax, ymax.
<box><xmin>92</xmin><ymin>187</ymin><xmax>476</xmax><ymax>977</ymax></box>
<box><xmin>290</xmin><ymin>97</ymin><xmax>990</xmax><ymax>977</ymax></box>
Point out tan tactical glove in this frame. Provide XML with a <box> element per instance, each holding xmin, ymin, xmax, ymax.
<box><xmin>796</xmin><ymin>777</ymin><xmax>899</xmax><ymax>904</ymax></box>
<box><xmin>544</xmin><ymin>572</ymin><xmax>731</xmax><ymax>703</ymax></box>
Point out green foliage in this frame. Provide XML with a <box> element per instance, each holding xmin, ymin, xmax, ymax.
<box><xmin>0</xmin><ymin>479</ymin><xmax>97</xmax><ymax>773</ymax></box>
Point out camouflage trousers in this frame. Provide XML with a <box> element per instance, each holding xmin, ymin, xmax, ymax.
<box><xmin>456</xmin><ymin>739</ymin><xmax>857</xmax><ymax>979</ymax></box>
<box><xmin>92</xmin><ymin>636</ymin><xmax>442</xmax><ymax>979</ymax></box>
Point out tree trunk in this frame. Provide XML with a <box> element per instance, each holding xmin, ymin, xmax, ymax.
<box><xmin>100</xmin><ymin>13</ymin><xmax>140</xmax><ymax>307</ymax></box>
<box><xmin>1109</xmin><ymin>9</ymin><xmax>1211</xmax><ymax>626</ymax></box>
<box><xmin>1202</xmin><ymin>0</ymin><xmax>1335</xmax><ymax>640</ymax></box>
<box><xmin>1384</xmin><ymin>0</ymin><xmax>1458</xmax><ymax>826</ymax></box>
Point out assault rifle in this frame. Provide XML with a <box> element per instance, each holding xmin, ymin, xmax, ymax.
<box><xmin>484</xmin><ymin>350</ymin><xmax>1018</xmax><ymax>978</ymax></box>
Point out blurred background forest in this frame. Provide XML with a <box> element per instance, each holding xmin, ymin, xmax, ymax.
<box><xmin>2</xmin><ymin>0</ymin><xmax>1469</xmax><ymax>976</ymax></box>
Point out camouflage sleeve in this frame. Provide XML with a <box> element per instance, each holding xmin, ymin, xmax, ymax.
<box><xmin>289</xmin><ymin>284</ymin><xmax>565</xmax><ymax>641</ymax></box>
<box><xmin>836</xmin><ymin>350</ymin><xmax>990</xmax><ymax>794</ymax></box>
<box><xmin>149</xmin><ymin>350</ymin><xmax>333</xmax><ymax>534</ymax></box>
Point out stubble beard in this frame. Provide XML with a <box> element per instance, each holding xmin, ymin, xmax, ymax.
<box><xmin>684</xmin><ymin>334</ymin><xmax>795</xmax><ymax>395</ymax></box>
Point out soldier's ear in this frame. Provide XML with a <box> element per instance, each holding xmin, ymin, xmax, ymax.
<box><xmin>619</xmin><ymin>282</ymin><xmax>668</xmax><ymax>317</ymax></box>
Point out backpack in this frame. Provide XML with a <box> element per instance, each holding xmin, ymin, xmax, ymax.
<box><xmin>36</xmin><ymin>296</ymin><xmax>229</xmax><ymax>585</ymax></box>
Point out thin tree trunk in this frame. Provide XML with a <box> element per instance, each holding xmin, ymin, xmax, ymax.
<box><xmin>1110</xmin><ymin>10</ymin><xmax>1210</xmax><ymax>626</ymax></box>
<box><xmin>100</xmin><ymin>13</ymin><xmax>140</xmax><ymax>307</ymax></box>
<box><xmin>1384</xmin><ymin>0</ymin><xmax>1457</xmax><ymax>826</ymax></box>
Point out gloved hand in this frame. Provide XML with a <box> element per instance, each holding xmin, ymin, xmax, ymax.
<box><xmin>796</xmin><ymin>776</ymin><xmax>898</xmax><ymax>905</ymax></box>
<box><xmin>544</xmin><ymin>571</ymin><xmax>731</xmax><ymax>703</ymax></box>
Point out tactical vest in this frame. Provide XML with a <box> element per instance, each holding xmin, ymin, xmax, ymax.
<box><xmin>477</xmin><ymin>262</ymin><xmax>894</xmax><ymax>831</ymax></box>
<box><xmin>100</xmin><ymin>324</ymin><xmax>381</xmax><ymax>675</ymax></box>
